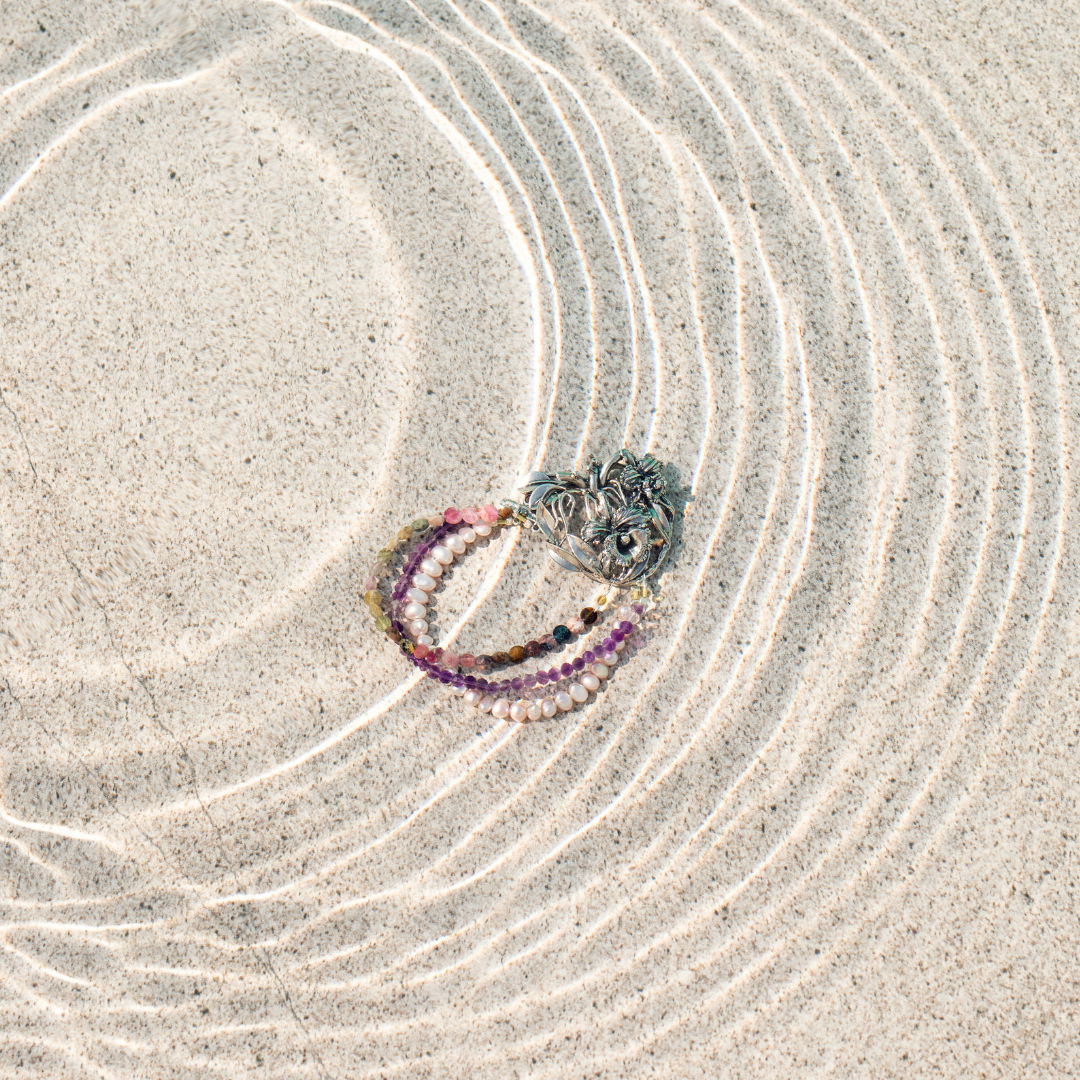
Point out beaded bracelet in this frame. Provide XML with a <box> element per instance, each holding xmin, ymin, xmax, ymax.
<box><xmin>363</xmin><ymin>450</ymin><xmax>671</xmax><ymax>721</ymax></box>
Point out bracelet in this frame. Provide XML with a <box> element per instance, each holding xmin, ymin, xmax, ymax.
<box><xmin>363</xmin><ymin>449</ymin><xmax>671</xmax><ymax>721</ymax></box>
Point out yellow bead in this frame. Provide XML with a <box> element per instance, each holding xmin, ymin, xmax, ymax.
<box><xmin>375</xmin><ymin>615</ymin><xmax>391</xmax><ymax>631</ymax></box>
<box><xmin>363</xmin><ymin>590</ymin><xmax>382</xmax><ymax>607</ymax></box>
<box><xmin>595</xmin><ymin>594</ymin><xmax>607</xmax><ymax>607</ymax></box>
<box><xmin>397</xmin><ymin>526</ymin><xmax>413</xmax><ymax>542</ymax></box>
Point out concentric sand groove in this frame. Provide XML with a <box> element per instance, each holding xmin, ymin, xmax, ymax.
<box><xmin>1</xmin><ymin>0</ymin><xmax>1077</xmax><ymax>1076</ymax></box>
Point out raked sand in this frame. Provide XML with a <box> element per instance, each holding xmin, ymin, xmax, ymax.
<box><xmin>1</xmin><ymin>0</ymin><xmax>1078</xmax><ymax>1076</ymax></box>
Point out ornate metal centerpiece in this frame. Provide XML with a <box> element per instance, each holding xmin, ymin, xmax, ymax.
<box><xmin>507</xmin><ymin>449</ymin><xmax>674</xmax><ymax>586</ymax></box>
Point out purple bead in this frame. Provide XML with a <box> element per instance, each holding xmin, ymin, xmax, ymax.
<box><xmin>500</xmin><ymin>680</ymin><xmax>512</xmax><ymax>693</ymax></box>
<box><xmin>452</xmin><ymin>675</ymin><xmax>465</xmax><ymax>687</ymax></box>
<box><xmin>523</xmin><ymin>674</ymin><xmax>537</xmax><ymax>689</ymax></box>
<box><xmin>476</xmin><ymin>679</ymin><xmax>489</xmax><ymax>691</ymax></box>
<box><xmin>511</xmin><ymin>677</ymin><xmax>524</xmax><ymax>691</ymax></box>
<box><xmin>464</xmin><ymin>676</ymin><xmax>477</xmax><ymax>688</ymax></box>
<box><xmin>549</xmin><ymin>667</ymin><xmax>560</xmax><ymax>681</ymax></box>
<box><xmin>582</xmin><ymin>650</ymin><xmax>596</xmax><ymax>664</ymax></box>
<box><xmin>612</xmin><ymin>629</ymin><xmax>626</xmax><ymax>643</ymax></box>
<box><xmin>619</xmin><ymin>621</ymin><xmax>633</xmax><ymax>633</ymax></box>
<box><xmin>572</xmin><ymin>657</ymin><xmax>585</xmax><ymax>671</ymax></box>
<box><xmin>602</xmin><ymin>637</ymin><xmax>616</xmax><ymax>651</ymax></box>
<box><xmin>426</xmin><ymin>670</ymin><xmax>439</xmax><ymax>680</ymax></box>
<box><xmin>438</xmin><ymin>671</ymin><xmax>451</xmax><ymax>684</ymax></box>
<box><xmin>560</xmin><ymin>662</ymin><xmax>573</xmax><ymax>678</ymax></box>
<box><xmin>392</xmin><ymin>619</ymin><xmax>405</xmax><ymax>634</ymax></box>
<box><xmin>536</xmin><ymin>671</ymin><xmax>549</xmax><ymax>684</ymax></box>
<box><xmin>633</xmin><ymin>603</ymin><xmax>645</xmax><ymax>614</ymax></box>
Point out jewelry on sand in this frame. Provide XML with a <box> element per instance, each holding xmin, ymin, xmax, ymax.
<box><xmin>364</xmin><ymin>450</ymin><xmax>670</xmax><ymax>721</ymax></box>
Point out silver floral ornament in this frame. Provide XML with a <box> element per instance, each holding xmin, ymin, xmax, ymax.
<box><xmin>508</xmin><ymin>449</ymin><xmax>674</xmax><ymax>585</ymax></box>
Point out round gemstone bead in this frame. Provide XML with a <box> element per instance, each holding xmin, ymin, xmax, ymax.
<box><xmin>511</xmin><ymin>677</ymin><xmax>524</xmax><ymax>691</ymax></box>
<box><xmin>572</xmin><ymin>657</ymin><xmax>585</xmax><ymax>671</ymax></box>
<box><xmin>568</xmin><ymin>682</ymin><xmax>588</xmax><ymax>703</ymax></box>
<box><xmin>459</xmin><ymin>654</ymin><xmax>476</xmax><ymax>667</ymax></box>
<box><xmin>548</xmin><ymin>667</ymin><xmax>561</xmax><ymax>682</ymax></box>
<box><xmin>540</xmin><ymin>698</ymin><xmax>558</xmax><ymax>718</ymax></box>
<box><xmin>444</xmin><ymin>507</ymin><xmax>462</xmax><ymax>524</ymax></box>
<box><xmin>426</xmin><ymin>515</ymin><xmax>443</xmax><ymax>529</ymax></box>
<box><xmin>633</xmin><ymin>603</ymin><xmax>645</xmax><ymax>615</ymax></box>
<box><xmin>508</xmin><ymin>645</ymin><xmax>526</xmax><ymax>663</ymax></box>
<box><xmin>462</xmin><ymin>507</ymin><xmax>480</xmax><ymax>524</ymax></box>
<box><xmin>491</xmin><ymin>651</ymin><xmax>510</xmax><ymax>666</ymax></box>
<box><xmin>582</xmin><ymin>650</ymin><xmax>596</xmax><ymax>664</ymax></box>
<box><xmin>611</xmin><ymin>629</ymin><xmax>626</xmax><ymax>643</ymax></box>
<box><xmin>480</xmin><ymin>504</ymin><xmax>499</xmax><ymax>522</ymax></box>
<box><xmin>474</xmin><ymin>655</ymin><xmax>493</xmax><ymax>673</ymax></box>
<box><xmin>442</xmin><ymin>652</ymin><xmax>459</xmax><ymax>668</ymax></box>
<box><xmin>523</xmin><ymin>674</ymin><xmax>537</xmax><ymax>688</ymax></box>
<box><xmin>375</xmin><ymin>615</ymin><xmax>391</xmax><ymax>631</ymax></box>
<box><xmin>560</xmin><ymin>663</ymin><xmax>574</xmax><ymax>678</ymax></box>
<box><xmin>540</xmin><ymin>634</ymin><xmax>557</xmax><ymax>649</ymax></box>
<box><xmin>525</xmin><ymin>640</ymin><xmax>541</xmax><ymax>658</ymax></box>
<box><xmin>536</xmin><ymin>671</ymin><xmax>549</xmax><ymax>684</ymax></box>
<box><xmin>602</xmin><ymin>637</ymin><xmax>616</xmax><ymax>651</ymax></box>
<box><xmin>580</xmin><ymin>607</ymin><xmax>599</xmax><ymax>625</ymax></box>
<box><xmin>363</xmin><ymin>576</ymin><xmax>378</xmax><ymax>591</ymax></box>
<box><xmin>568</xmin><ymin>619</ymin><xmax>586</xmax><ymax>635</ymax></box>
<box><xmin>412</xmin><ymin>518</ymin><xmax>431</xmax><ymax>531</ymax></box>
<box><xmin>552</xmin><ymin>625</ymin><xmax>571</xmax><ymax>644</ymax></box>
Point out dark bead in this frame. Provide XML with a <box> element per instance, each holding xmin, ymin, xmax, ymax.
<box><xmin>525</xmin><ymin>640</ymin><xmax>541</xmax><ymax>658</ymax></box>
<box><xmin>572</xmin><ymin>657</ymin><xmax>585</xmax><ymax>671</ymax></box>
<box><xmin>560</xmin><ymin>662</ymin><xmax>574</xmax><ymax>678</ymax></box>
<box><xmin>452</xmin><ymin>675</ymin><xmax>465</xmax><ymax>688</ymax></box>
<box><xmin>438</xmin><ymin>671</ymin><xmax>452</xmax><ymax>684</ymax></box>
<box><xmin>498</xmin><ymin>506</ymin><xmax>513</xmax><ymax>519</ymax></box>
<box><xmin>464</xmin><ymin>676</ymin><xmax>477</xmax><ymax>688</ymax></box>
<box><xmin>427</xmin><ymin>670</ymin><xmax>439</xmax><ymax>680</ymax></box>
<box><xmin>539</xmin><ymin>637</ymin><xmax>554</xmax><ymax>652</ymax></box>
<box><xmin>387</xmin><ymin>629</ymin><xmax>403</xmax><ymax>643</ymax></box>
<box><xmin>580</xmin><ymin>607</ymin><xmax>599</xmax><ymax>625</ymax></box>
<box><xmin>508</xmin><ymin>645</ymin><xmax>526</xmax><ymax>663</ymax></box>
<box><xmin>491</xmin><ymin>651</ymin><xmax>511</xmax><ymax>666</ymax></box>
<box><xmin>474</xmin><ymin>655</ymin><xmax>493</xmax><ymax>672</ymax></box>
<box><xmin>552</xmin><ymin>624</ymin><xmax>571</xmax><ymax>644</ymax></box>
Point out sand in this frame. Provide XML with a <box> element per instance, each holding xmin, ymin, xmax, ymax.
<box><xmin>1</xmin><ymin>0</ymin><xmax>1077</xmax><ymax>1076</ymax></box>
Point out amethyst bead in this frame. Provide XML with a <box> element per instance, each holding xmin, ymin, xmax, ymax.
<box><xmin>465</xmin><ymin>676</ymin><xmax>477</xmax><ymax>688</ymax></box>
<box><xmin>452</xmin><ymin>675</ymin><xmax>465</xmax><ymax>687</ymax></box>
<box><xmin>612</xmin><ymin>629</ymin><xmax>626</xmax><ymax>643</ymax></box>
<box><xmin>523</xmin><ymin>674</ymin><xmax>537</xmax><ymax>689</ymax></box>
<box><xmin>511</xmin><ymin>677</ymin><xmax>524</xmax><ymax>692</ymax></box>
<box><xmin>583</xmin><ymin>650</ymin><xmax>596</xmax><ymax>664</ymax></box>
<box><xmin>572</xmin><ymin>657</ymin><xmax>585</xmax><ymax>671</ymax></box>
<box><xmin>536</xmin><ymin>671</ymin><xmax>549</xmax><ymax>684</ymax></box>
<box><xmin>633</xmin><ymin>603</ymin><xmax>645</xmax><ymax>614</ymax></box>
<box><xmin>548</xmin><ymin>667</ymin><xmax>560</xmax><ymax>681</ymax></box>
<box><xmin>619</xmin><ymin>621</ymin><xmax>633</xmax><ymax>633</ymax></box>
<box><xmin>427</xmin><ymin>670</ymin><xmax>439</xmax><ymax>680</ymax></box>
<box><xmin>602</xmin><ymin>636</ymin><xmax>616</xmax><ymax>651</ymax></box>
<box><xmin>439</xmin><ymin>671</ymin><xmax>451</xmax><ymax>684</ymax></box>
<box><xmin>560</xmin><ymin>662</ymin><xmax>573</xmax><ymax>678</ymax></box>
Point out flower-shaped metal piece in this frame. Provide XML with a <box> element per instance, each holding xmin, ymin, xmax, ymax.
<box><xmin>508</xmin><ymin>449</ymin><xmax>674</xmax><ymax>585</ymax></box>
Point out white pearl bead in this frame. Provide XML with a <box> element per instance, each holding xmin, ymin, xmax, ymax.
<box><xmin>602</xmin><ymin>650</ymin><xmax>618</xmax><ymax>665</ymax></box>
<box><xmin>478</xmin><ymin>695</ymin><xmax>495</xmax><ymax>713</ymax></box>
<box><xmin>402</xmin><ymin>601</ymin><xmax>426</xmax><ymax>621</ymax></box>
<box><xmin>590</xmin><ymin>662</ymin><xmax>609</xmax><ymax>679</ymax></box>
<box><xmin>509</xmin><ymin>702</ymin><xmax>528</xmax><ymax>722</ymax></box>
<box><xmin>409</xmin><ymin>619</ymin><xmax>428</xmax><ymax>637</ymax></box>
<box><xmin>416</xmin><ymin>633</ymin><xmax>433</xmax><ymax>646</ymax></box>
<box><xmin>412</xmin><ymin>572</ymin><xmax>437</xmax><ymax>591</ymax></box>
<box><xmin>405</xmin><ymin>587</ymin><xmax>428</xmax><ymax>604</ymax></box>
<box><xmin>527</xmin><ymin>702</ymin><xmax>542</xmax><ymax>721</ymax></box>
<box><xmin>580</xmin><ymin>672</ymin><xmax>600</xmax><ymax>692</ymax></box>
<box><xmin>464</xmin><ymin>688</ymin><xmax>483</xmax><ymax>706</ymax></box>
<box><xmin>458</xmin><ymin>527</ymin><xmax>476</xmax><ymax>544</ymax></box>
<box><xmin>554</xmin><ymin>691</ymin><xmax>574</xmax><ymax>712</ymax></box>
<box><xmin>491</xmin><ymin>698</ymin><xmax>511</xmax><ymax>719</ymax></box>
<box><xmin>431</xmin><ymin>545</ymin><xmax>454</xmax><ymax>565</ymax></box>
<box><xmin>540</xmin><ymin>698</ymin><xmax>558</xmax><ymax>718</ymax></box>
<box><xmin>569</xmin><ymin>682</ymin><xmax>588</xmax><ymax>703</ymax></box>
<box><xmin>617</xmin><ymin>605</ymin><xmax>633</xmax><ymax>621</ymax></box>
<box><xmin>615</xmin><ymin>639</ymin><xmax>626</xmax><ymax>651</ymax></box>
<box><xmin>472</xmin><ymin>521</ymin><xmax>492</xmax><ymax>537</ymax></box>
<box><xmin>451</xmin><ymin>684</ymin><xmax>467</xmax><ymax>696</ymax></box>
<box><xmin>445</xmin><ymin>534</ymin><xmax>466</xmax><ymax>555</ymax></box>
<box><xmin>420</xmin><ymin>557</ymin><xmax>443</xmax><ymax>578</ymax></box>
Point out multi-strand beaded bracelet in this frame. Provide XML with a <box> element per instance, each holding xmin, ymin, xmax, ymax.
<box><xmin>363</xmin><ymin>450</ymin><xmax>674</xmax><ymax>723</ymax></box>
<box><xmin>363</xmin><ymin>503</ymin><xmax>655</xmax><ymax>721</ymax></box>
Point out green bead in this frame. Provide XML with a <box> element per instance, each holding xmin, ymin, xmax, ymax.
<box><xmin>375</xmin><ymin>615</ymin><xmax>391</xmax><ymax>631</ymax></box>
<box><xmin>376</xmin><ymin>549</ymin><xmax>393</xmax><ymax>564</ymax></box>
<box><xmin>412</xmin><ymin>518</ymin><xmax>430</xmax><ymax>532</ymax></box>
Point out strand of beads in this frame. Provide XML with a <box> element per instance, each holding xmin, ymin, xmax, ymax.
<box><xmin>388</xmin><ymin>504</ymin><xmax>610</xmax><ymax>667</ymax></box>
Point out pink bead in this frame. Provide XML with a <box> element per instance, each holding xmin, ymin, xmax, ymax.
<box><xmin>479</xmin><ymin>504</ymin><xmax>499</xmax><ymax>523</ymax></box>
<box><xmin>459</xmin><ymin>653</ymin><xmax>475</xmax><ymax>667</ymax></box>
<box><xmin>569</xmin><ymin>619</ymin><xmax>586</xmax><ymax>634</ymax></box>
<box><xmin>442</xmin><ymin>652</ymin><xmax>459</xmax><ymax>667</ymax></box>
<box><xmin>444</xmin><ymin>507</ymin><xmax>462</xmax><ymax>524</ymax></box>
<box><xmin>428</xmin><ymin>514</ymin><xmax>444</xmax><ymax>528</ymax></box>
<box><xmin>363</xmin><ymin>576</ymin><xmax>378</xmax><ymax>591</ymax></box>
<box><xmin>413</xmin><ymin>643</ymin><xmax>429</xmax><ymax>659</ymax></box>
<box><xmin>462</xmin><ymin>506</ymin><xmax>480</xmax><ymax>524</ymax></box>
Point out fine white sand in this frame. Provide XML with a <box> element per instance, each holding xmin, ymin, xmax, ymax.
<box><xmin>2</xmin><ymin>0</ymin><xmax>1078</xmax><ymax>1076</ymax></box>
